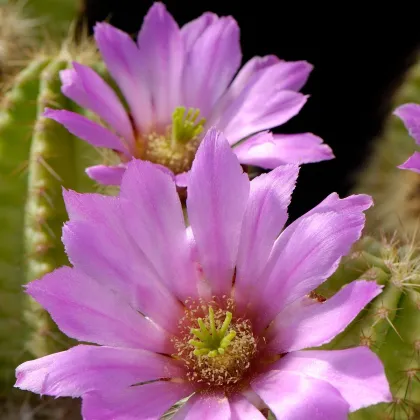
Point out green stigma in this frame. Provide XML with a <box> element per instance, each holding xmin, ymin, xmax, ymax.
<box><xmin>171</xmin><ymin>106</ymin><xmax>206</xmax><ymax>145</ymax></box>
<box><xmin>189</xmin><ymin>307</ymin><xmax>236</xmax><ymax>358</ymax></box>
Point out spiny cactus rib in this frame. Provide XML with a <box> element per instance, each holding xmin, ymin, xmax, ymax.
<box><xmin>320</xmin><ymin>236</ymin><xmax>420</xmax><ymax>420</ymax></box>
<box><xmin>23</xmin><ymin>59</ymin><xmax>80</xmax><ymax>358</ymax></box>
<box><xmin>0</xmin><ymin>57</ymin><xmax>50</xmax><ymax>392</ymax></box>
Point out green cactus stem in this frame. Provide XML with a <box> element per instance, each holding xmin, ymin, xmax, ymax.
<box><xmin>0</xmin><ymin>36</ymin><xmax>106</xmax><ymax>392</ymax></box>
<box><xmin>23</xmin><ymin>59</ymin><xmax>80</xmax><ymax>358</ymax></box>
<box><xmin>319</xmin><ymin>235</ymin><xmax>420</xmax><ymax>419</ymax></box>
<box><xmin>0</xmin><ymin>57</ymin><xmax>50</xmax><ymax>392</ymax></box>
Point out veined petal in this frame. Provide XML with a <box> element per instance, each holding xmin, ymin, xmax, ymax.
<box><xmin>266</xmin><ymin>280</ymin><xmax>381</xmax><ymax>353</ymax></box>
<box><xmin>94</xmin><ymin>22</ymin><xmax>152</xmax><ymax>133</ymax></box>
<box><xmin>254</xmin><ymin>206</ymin><xmax>370</xmax><ymax>330</ymax></box>
<box><xmin>208</xmin><ymin>55</ymin><xmax>279</xmax><ymax>126</ymax></box>
<box><xmin>82</xmin><ymin>381</ymin><xmax>194</xmax><ymax>419</ymax></box>
<box><xmin>60</xmin><ymin>63</ymin><xmax>134</xmax><ymax>144</ymax></box>
<box><xmin>120</xmin><ymin>160</ymin><xmax>199</xmax><ymax>300</ymax></box>
<box><xmin>234</xmin><ymin>165</ymin><xmax>299</xmax><ymax>312</ymax></box>
<box><xmin>62</xmin><ymin>194</ymin><xmax>183</xmax><ymax>333</ymax></box>
<box><xmin>252</xmin><ymin>370</ymin><xmax>349</xmax><ymax>419</ymax></box>
<box><xmin>15</xmin><ymin>345</ymin><xmax>184</xmax><ymax>397</ymax></box>
<box><xmin>182</xmin><ymin>15</ymin><xmax>241</xmax><ymax>117</ymax></box>
<box><xmin>44</xmin><ymin>109</ymin><xmax>130</xmax><ymax>157</ymax></box>
<box><xmin>187</xmin><ymin>128</ymin><xmax>249</xmax><ymax>296</ymax></box>
<box><xmin>219</xmin><ymin>89</ymin><xmax>307</xmax><ymax>145</ymax></box>
<box><xmin>181</xmin><ymin>12</ymin><xmax>218</xmax><ymax>51</ymax></box>
<box><xmin>233</xmin><ymin>132</ymin><xmax>334</xmax><ymax>168</ymax></box>
<box><xmin>272</xmin><ymin>348</ymin><xmax>392</xmax><ymax>411</ymax></box>
<box><xmin>137</xmin><ymin>2</ymin><xmax>184</xmax><ymax>127</ymax></box>
<box><xmin>26</xmin><ymin>267</ymin><xmax>172</xmax><ymax>352</ymax></box>
<box><xmin>229</xmin><ymin>394</ymin><xmax>266</xmax><ymax>420</ymax></box>
<box><xmin>172</xmin><ymin>392</ymin><xmax>231</xmax><ymax>419</ymax></box>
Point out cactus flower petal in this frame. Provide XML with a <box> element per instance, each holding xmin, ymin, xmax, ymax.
<box><xmin>217</xmin><ymin>90</ymin><xmax>307</xmax><ymax>146</ymax></box>
<box><xmin>60</xmin><ymin>63</ymin><xmax>134</xmax><ymax>144</ymax></box>
<box><xmin>251</xmin><ymin>370</ymin><xmax>350</xmax><ymax>419</ymax></box>
<box><xmin>85</xmin><ymin>164</ymin><xmax>126</xmax><ymax>185</ymax></box>
<box><xmin>82</xmin><ymin>382</ymin><xmax>196</xmax><ymax>419</ymax></box>
<box><xmin>251</xmin><ymin>199</ymin><xmax>371</xmax><ymax>329</ymax></box>
<box><xmin>179</xmin><ymin>15</ymin><xmax>241</xmax><ymax>118</ymax></box>
<box><xmin>49</xmin><ymin>2</ymin><xmax>333</xmax><ymax>186</ymax></box>
<box><xmin>272</xmin><ymin>347</ymin><xmax>392</xmax><ymax>411</ymax></box>
<box><xmin>233</xmin><ymin>131</ymin><xmax>334</xmax><ymax>169</ymax></box>
<box><xmin>266</xmin><ymin>280</ymin><xmax>382</xmax><ymax>352</ymax></box>
<box><xmin>25</xmin><ymin>267</ymin><xmax>172</xmax><ymax>352</ymax></box>
<box><xmin>398</xmin><ymin>151</ymin><xmax>420</xmax><ymax>173</ymax></box>
<box><xmin>16</xmin><ymin>128</ymin><xmax>388</xmax><ymax>419</ymax></box>
<box><xmin>394</xmin><ymin>103</ymin><xmax>420</xmax><ymax>173</ymax></box>
<box><xmin>187</xmin><ymin>128</ymin><xmax>250</xmax><ymax>297</ymax></box>
<box><xmin>394</xmin><ymin>103</ymin><xmax>420</xmax><ymax>145</ymax></box>
<box><xmin>15</xmin><ymin>344</ymin><xmax>184</xmax><ymax>397</ymax></box>
<box><xmin>44</xmin><ymin>108</ymin><xmax>130</xmax><ymax>156</ymax></box>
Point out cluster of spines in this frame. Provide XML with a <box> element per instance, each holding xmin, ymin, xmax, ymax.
<box><xmin>320</xmin><ymin>235</ymin><xmax>420</xmax><ymax>419</ymax></box>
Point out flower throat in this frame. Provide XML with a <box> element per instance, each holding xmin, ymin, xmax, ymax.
<box><xmin>137</xmin><ymin>107</ymin><xmax>206</xmax><ymax>174</ymax></box>
<box><xmin>173</xmin><ymin>298</ymin><xmax>258</xmax><ymax>387</ymax></box>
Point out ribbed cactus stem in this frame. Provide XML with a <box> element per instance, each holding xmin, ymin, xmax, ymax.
<box><xmin>0</xmin><ymin>57</ymin><xmax>49</xmax><ymax>392</ymax></box>
<box><xmin>23</xmin><ymin>59</ymin><xmax>77</xmax><ymax>357</ymax></box>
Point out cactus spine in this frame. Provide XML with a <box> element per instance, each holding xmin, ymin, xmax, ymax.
<box><xmin>319</xmin><ymin>235</ymin><xmax>420</xmax><ymax>419</ymax></box>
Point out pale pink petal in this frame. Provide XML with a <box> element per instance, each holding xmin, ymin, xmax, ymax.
<box><xmin>209</xmin><ymin>55</ymin><xmax>279</xmax><ymax>125</ymax></box>
<box><xmin>63</xmin><ymin>189</ymin><xmax>119</xmax><ymax>222</ymax></box>
<box><xmin>266</xmin><ymin>280</ymin><xmax>382</xmax><ymax>353</ymax></box>
<box><xmin>94</xmin><ymin>22</ymin><xmax>152</xmax><ymax>133</ymax></box>
<box><xmin>181</xmin><ymin>12</ymin><xmax>218</xmax><ymax>51</ymax></box>
<box><xmin>252</xmin><ymin>370</ymin><xmax>349</xmax><ymax>419</ymax></box>
<box><xmin>82</xmin><ymin>381</ymin><xmax>194</xmax><ymax>419</ymax></box>
<box><xmin>26</xmin><ymin>267</ymin><xmax>171</xmax><ymax>352</ymax></box>
<box><xmin>272</xmin><ymin>348</ymin><xmax>392</xmax><ymax>411</ymax></box>
<box><xmin>15</xmin><ymin>345</ymin><xmax>184</xmax><ymax>397</ymax></box>
<box><xmin>266</xmin><ymin>60</ymin><xmax>313</xmax><ymax>91</ymax></box>
<box><xmin>137</xmin><ymin>3</ymin><xmax>184</xmax><ymax>127</ymax></box>
<box><xmin>60</xmin><ymin>63</ymin><xmax>134</xmax><ymax>144</ymax></box>
<box><xmin>62</xmin><ymin>195</ymin><xmax>183</xmax><ymax>333</ymax></box>
<box><xmin>233</xmin><ymin>132</ymin><xmax>334</xmax><ymax>168</ymax></box>
<box><xmin>398</xmin><ymin>151</ymin><xmax>420</xmax><ymax>173</ymax></box>
<box><xmin>305</xmin><ymin>192</ymin><xmax>373</xmax><ymax>217</ymax></box>
<box><xmin>182</xmin><ymin>16</ymin><xmax>241</xmax><ymax>117</ymax></box>
<box><xmin>254</xmin><ymin>206</ymin><xmax>370</xmax><ymax>329</ymax></box>
<box><xmin>175</xmin><ymin>171</ymin><xmax>189</xmax><ymax>187</ymax></box>
<box><xmin>219</xmin><ymin>90</ymin><xmax>307</xmax><ymax>145</ymax></box>
<box><xmin>86</xmin><ymin>164</ymin><xmax>126</xmax><ymax>186</ymax></box>
<box><xmin>394</xmin><ymin>103</ymin><xmax>420</xmax><ymax>145</ymax></box>
<box><xmin>234</xmin><ymin>165</ymin><xmax>299</xmax><ymax>312</ymax></box>
<box><xmin>120</xmin><ymin>160</ymin><xmax>198</xmax><ymax>300</ymax></box>
<box><xmin>187</xmin><ymin>128</ymin><xmax>249</xmax><ymax>296</ymax></box>
<box><xmin>172</xmin><ymin>392</ymin><xmax>230</xmax><ymax>419</ymax></box>
<box><xmin>44</xmin><ymin>109</ymin><xmax>130</xmax><ymax>157</ymax></box>
<box><xmin>229</xmin><ymin>395</ymin><xmax>266</xmax><ymax>420</ymax></box>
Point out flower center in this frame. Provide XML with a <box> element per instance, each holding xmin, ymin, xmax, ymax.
<box><xmin>174</xmin><ymin>299</ymin><xmax>257</xmax><ymax>388</ymax></box>
<box><xmin>139</xmin><ymin>107</ymin><xmax>206</xmax><ymax>174</ymax></box>
<box><xmin>189</xmin><ymin>307</ymin><xmax>236</xmax><ymax>357</ymax></box>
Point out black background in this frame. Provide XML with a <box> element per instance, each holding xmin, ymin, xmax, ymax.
<box><xmin>79</xmin><ymin>0</ymin><xmax>420</xmax><ymax>221</ymax></box>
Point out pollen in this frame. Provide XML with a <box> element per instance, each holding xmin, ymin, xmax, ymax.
<box><xmin>139</xmin><ymin>107</ymin><xmax>206</xmax><ymax>175</ymax></box>
<box><xmin>173</xmin><ymin>298</ymin><xmax>257</xmax><ymax>388</ymax></box>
